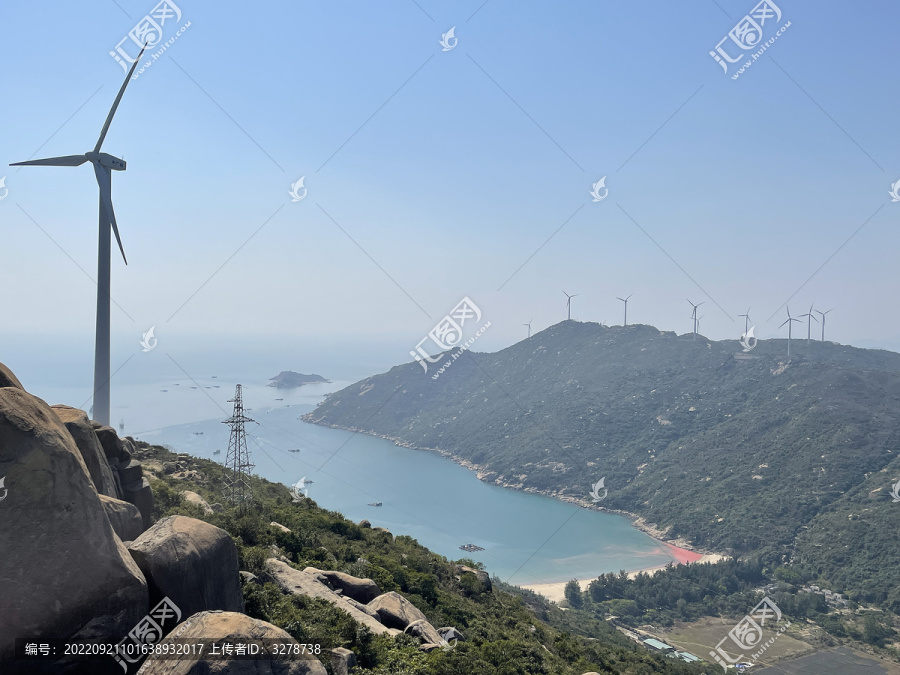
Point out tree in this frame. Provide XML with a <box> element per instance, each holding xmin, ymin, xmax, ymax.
<box><xmin>565</xmin><ymin>579</ymin><xmax>584</xmax><ymax>608</ymax></box>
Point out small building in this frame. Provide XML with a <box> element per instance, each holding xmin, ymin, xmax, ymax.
<box><xmin>675</xmin><ymin>651</ymin><xmax>701</xmax><ymax>663</ymax></box>
<box><xmin>643</xmin><ymin>638</ymin><xmax>673</xmax><ymax>652</ymax></box>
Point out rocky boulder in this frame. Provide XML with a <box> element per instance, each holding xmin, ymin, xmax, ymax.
<box><xmin>0</xmin><ymin>360</ymin><xmax>24</xmax><ymax>389</ymax></box>
<box><xmin>128</xmin><ymin>515</ymin><xmax>243</xmax><ymax>619</ymax></box>
<box><xmin>367</xmin><ymin>591</ymin><xmax>430</xmax><ymax>631</ymax></box>
<box><xmin>123</xmin><ymin>476</ymin><xmax>153</xmax><ymax>530</ymax></box>
<box><xmin>405</xmin><ymin>618</ymin><xmax>445</xmax><ymax>646</ymax></box>
<box><xmin>302</xmin><ymin>566</ymin><xmax>381</xmax><ymax>603</ymax></box>
<box><xmin>93</xmin><ymin>423</ymin><xmax>123</xmax><ymax>461</ymax></box>
<box><xmin>138</xmin><ymin>610</ymin><xmax>327</xmax><ymax>674</ymax></box>
<box><xmin>51</xmin><ymin>405</ymin><xmax>119</xmax><ymax>498</ymax></box>
<box><xmin>330</xmin><ymin>647</ymin><xmax>357</xmax><ymax>675</ymax></box>
<box><xmin>265</xmin><ymin>559</ymin><xmax>399</xmax><ymax>636</ymax></box>
<box><xmin>182</xmin><ymin>490</ymin><xmax>214</xmax><ymax>514</ymax></box>
<box><xmin>100</xmin><ymin>494</ymin><xmax>144</xmax><ymax>542</ymax></box>
<box><xmin>456</xmin><ymin>564</ymin><xmax>492</xmax><ymax>592</ymax></box>
<box><xmin>0</xmin><ymin>386</ymin><xmax>148</xmax><ymax>662</ymax></box>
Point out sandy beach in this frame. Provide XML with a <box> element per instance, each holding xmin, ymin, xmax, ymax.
<box><xmin>519</xmin><ymin>544</ymin><xmax>727</xmax><ymax>604</ymax></box>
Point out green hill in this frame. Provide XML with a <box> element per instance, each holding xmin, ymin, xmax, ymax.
<box><xmin>302</xmin><ymin>321</ymin><xmax>900</xmax><ymax>597</ymax></box>
<box><xmin>138</xmin><ymin>441</ymin><xmax>704</xmax><ymax>674</ymax></box>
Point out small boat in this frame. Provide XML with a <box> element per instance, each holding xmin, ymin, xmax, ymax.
<box><xmin>190</xmin><ymin>386</ymin><xmax>198</xmax><ymax>389</ymax></box>
<box><xmin>192</xmin><ymin>432</ymin><xmax>204</xmax><ymax>435</ymax></box>
<box><xmin>212</xmin><ymin>376</ymin><xmax>217</xmax><ymax>379</ymax></box>
<box><xmin>160</xmin><ymin>389</ymin><xmax>168</xmax><ymax>392</ymax></box>
<box><xmin>213</xmin><ymin>385</ymin><xmax>220</xmax><ymax>389</ymax></box>
<box><xmin>275</xmin><ymin>398</ymin><xmax>283</xmax><ymax>401</ymax></box>
<box><xmin>459</xmin><ymin>543</ymin><xmax>484</xmax><ymax>552</ymax></box>
<box><xmin>213</xmin><ymin>450</ymin><xmax>221</xmax><ymax>455</ymax></box>
<box><xmin>368</xmin><ymin>502</ymin><xmax>383</xmax><ymax>507</ymax></box>
<box><xmin>119</xmin><ymin>419</ymin><xmax>125</xmax><ymax>431</ymax></box>
<box><xmin>288</xmin><ymin>448</ymin><xmax>301</xmax><ymax>453</ymax></box>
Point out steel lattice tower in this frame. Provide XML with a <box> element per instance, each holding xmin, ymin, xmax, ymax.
<box><xmin>223</xmin><ymin>384</ymin><xmax>255</xmax><ymax>507</ymax></box>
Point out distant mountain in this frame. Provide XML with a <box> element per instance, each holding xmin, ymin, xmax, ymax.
<box><xmin>303</xmin><ymin>321</ymin><xmax>900</xmax><ymax>577</ymax></box>
<box><xmin>267</xmin><ymin>371</ymin><xmax>329</xmax><ymax>389</ymax></box>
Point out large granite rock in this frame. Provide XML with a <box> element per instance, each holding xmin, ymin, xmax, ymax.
<box><xmin>100</xmin><ymin>494</ymin><xmax>145</xmax><ymax>542</ymax></box>
<box><xmin>265</xmin><ymin>559</ymin><xmax>400</xmax><ymax>636</ymax></box>
<box><xmin>128</xmin><ymin>516</ymin><xmax>243</xmax><ymax>619</ymax></box>
<box><xmin>405</xmin><ymin>618</ymin><xmax>445</xmax><ymax>646</ymax></box>
<box><xmin>183</xmin><ymin>490</ymin><xmax>214</xmax><ymax>514</ymax></box>
<box><xmin>0</xmin><ymin>360</ymin><xmax>24</xmax><ymax>389</ymax></box>
<box><xmin>330</xmin><ymin>647</ymin><xmax>357</xmax><ymax>675</ymax></box>
<box><xmin>123</xmin><ymin>476</ymin><xmax>153</xmax><ymax>530</ymax></box>
<box><xmin>51</xmin><ymin>405</ymin><xmax>119</xmax><ymax>498</ymax></box>
<box><xmin>92</xmin><ymin>424</ymin><xmax>123</xmax><ymax>461</ymax></box>
<box><xmin>367</xmin><ymin>591</ymin><xmax>430</xmax><ymax>630</ymax></box>
<box><xmin>0</xmin><ymin>387</ymin><xmax>148</xmax><ymax>662</ymax></box>
<box><xmin>302</xmin><ymin>566</ymin><xmax>381</xmax><ymax>603</ymax></box>
<box><xmin>456</xmin><ymin>564</ymin><xmax>492</xmax><ymax>592</ymax></box>
<box><xmin>138</xmin><ymin>610</ymin><xmax>326</xmax><ymax>674</ymax></box>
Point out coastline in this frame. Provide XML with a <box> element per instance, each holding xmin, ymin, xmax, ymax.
<box><xmin>302</xmin><ymin>418</ymin><xmax>730</xmax><ymax>564</ymax></box>
<box><xmin>517</xmin><ymin>551</ymin><xmax>728</xmax><ymax>604</ymax></box>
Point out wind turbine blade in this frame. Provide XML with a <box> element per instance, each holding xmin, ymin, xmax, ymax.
<box><xmin>94</xmin><ymin>43</ymin><xmax>148</xmax><ymax>153</ymax></box>
<box><xmin>10</xmin><ymin>155</ymin><xmax>88</xmax><ymax>167</ymax></box>
<box><xmin>780</xmin><ymin>318</ymin><xmax>790</xmax><ymax>328</ymax></box>
<box><xmin>93</xmin><ymin>163</ymin><xmax>127</xmax><ymax>264</ymax></box>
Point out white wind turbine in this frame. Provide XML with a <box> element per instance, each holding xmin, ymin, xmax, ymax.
<box><xmin>11</xmin><ymin>45</ymin><xmax>147</xmax><ymax>426</ymax></box>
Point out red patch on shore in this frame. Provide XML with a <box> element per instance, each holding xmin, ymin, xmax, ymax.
<box><xmin>661</xmin><ymin>541</ymin><xmax>703</xmax><ymax>564</ymax></box>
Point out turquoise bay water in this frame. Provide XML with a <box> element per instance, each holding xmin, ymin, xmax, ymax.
<box><xmin>34</xmin><ymin>377</ymin><xmax>678</xmax><ymax>588</ymax></box>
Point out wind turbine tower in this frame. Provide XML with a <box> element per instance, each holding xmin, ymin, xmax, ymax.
<box><xmin>815</xmin><ymin>309</ymin><xmax>833</xmax><ymax>341</ymax></box>
<box><xmin>739</xmin><ymin>308</ymin><xmax>752</xmax><ymax>335</ymax></box>
<box><xmin>564</xmin><ymin>291</ymin><xmax>578</xmax><ymax>321</ymax></box>
<box><xmin>223</xmin><ymin>384</ymin><xmax>256</xmax><ymax>508</ymax></box>
<box><xmin>780</xmin><ymin>307</ymin><xmax>802</xmax><ymax>356</ymax></box>
<box><xmin>523</xmin><ymin>320</ymin><xmax>532</xmax><ymax>339</ymax></box>
<box><xmin>799</xmin><ymin>304</ymin><xmax>818</xmax><ymax>343</ymax></box>
<box><xmin>617</xmin><ymin>294</ymin><xmax>633</xmax><ymax>326</ymax></box>
<box><xmin>687</xmin><ymin>299</ymin><xmax>704</xmax><ymax>339</ymax></box>
<box><xmin>10</xmin><ymin>45</ymin><xmax>147</xmax><ymax>426</ymax></box>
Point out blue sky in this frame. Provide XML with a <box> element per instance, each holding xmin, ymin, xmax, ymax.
<box><xmin>1</xmin><ymin>0</ymin><xmax>898</xmax><ymax>387</ymax></box>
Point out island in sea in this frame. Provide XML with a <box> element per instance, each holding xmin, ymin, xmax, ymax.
<box><xmin>267</xmin><ymin>370</ymin><xmax>329</xmax><ymax>389</ymax></box>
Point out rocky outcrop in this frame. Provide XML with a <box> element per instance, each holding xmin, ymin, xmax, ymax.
<box><xmin>182</xmin><ymin>490</ymin><xmax>213</xmax><ymax>514</ymax></box>
<box><xmin>456</xmin><ymin>564</ymin><xmax>492</xmax><ymax>592</ymax></box>
<box><xmin>123</xmin><ymin>476</ymin><xmax>153</xmax><ymax>530</ymax></box>
<box><xmin>51</xmin><ymin>405</ymin><xmax>119</xmax><ymax>498</ymax></box>
<box><xmin>99</xmin><ymin>494</ymin><xmax>144</xmax><ymax>542</ymax></box>
<box><xmin>303</xmin><ymin>566</ymin><xmax>381</xmax><ymax>603</ymax></box>
<box><xmin>139</xmin><ymin>610</ymin><xmax>327</xmax><ymax>674</ymax></box>
<box><xmin>405</xmin><ymin>618</ymin><xmax>445</xmax><ymax>646</ymax></box>
<box><xmin>0</xmin><ymin>386</ymin><xmax>148</xmax><ymax>662</ymax></box>
<box><xmin>331</xmin><ymin>647</ymin><xmax>357</xmax><ymax>675</ymax></box>
<box><xmin>128</xmin><ymin>516</ymin><xmax>244</xmax><ymax>619</ymax></box>
<box><xmin>270</xmin><ymin>520</ymin><xmax>292</xmax><ymax>533</ymax></box>
<box><xmin>367</xmin><ymin>591</ymin><xmax>429</xmax><ymax>630</ymax></box>
<box><xmin>265</xmin><ymin>559</ymin><xmax>400</xmax><ymax>637</ymax></box>
<box><xmin>0</xmin><ymin>360</ymin><xmax>24</xmax><ymax>389</ymax></box>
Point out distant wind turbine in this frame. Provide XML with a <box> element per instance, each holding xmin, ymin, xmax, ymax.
<box><xmin>696</xmin><ymin>315</ymin><xmax>705</xmax><ymax>335</ymax></box>
<box><xmin>780</xmin><ymin>307</ymin><xmax>802</xmax><ymax>356</ymax></box>
<box><xmin>564</xmin><ymin>291</ymin><xmax>578</xmax><ymax>321</ymax></box>
<box><xmin>815</xmin><ymin>308</ymin><xmax>833</xmax><ymax>341</ymax></box>
<box><xmin>738</xmin><ymin>308</ymin><xmax>752</xmax><ymax>335</ymax></box>
<box><xmin>10</xmin><ymin>44</ymin><xmax>147</xmax><ymax>426</ymax></box>
<box><xmin>616</xmin><ymin>294</ymin><xmax>633</xmax><ymax>326</ymax></box>
<box><xmin>687</xmin><ymin>299</ymin><xmax>704</xmax><ymax>339</ymax></box>
<box><xmin>799</xmin><ymin>304</ymin><xmax>818</xmax><ymax>343</ymax></box>
<box><xmin>523</xmin><ymin>320</ymin><xmax>532</xmax><ymax>339</ymax></box>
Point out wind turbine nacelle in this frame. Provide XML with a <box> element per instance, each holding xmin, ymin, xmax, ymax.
<box><xmin>87</xmin><ymin>152</ymin><xmax>127</xmax><ymax>171</ymax></box>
